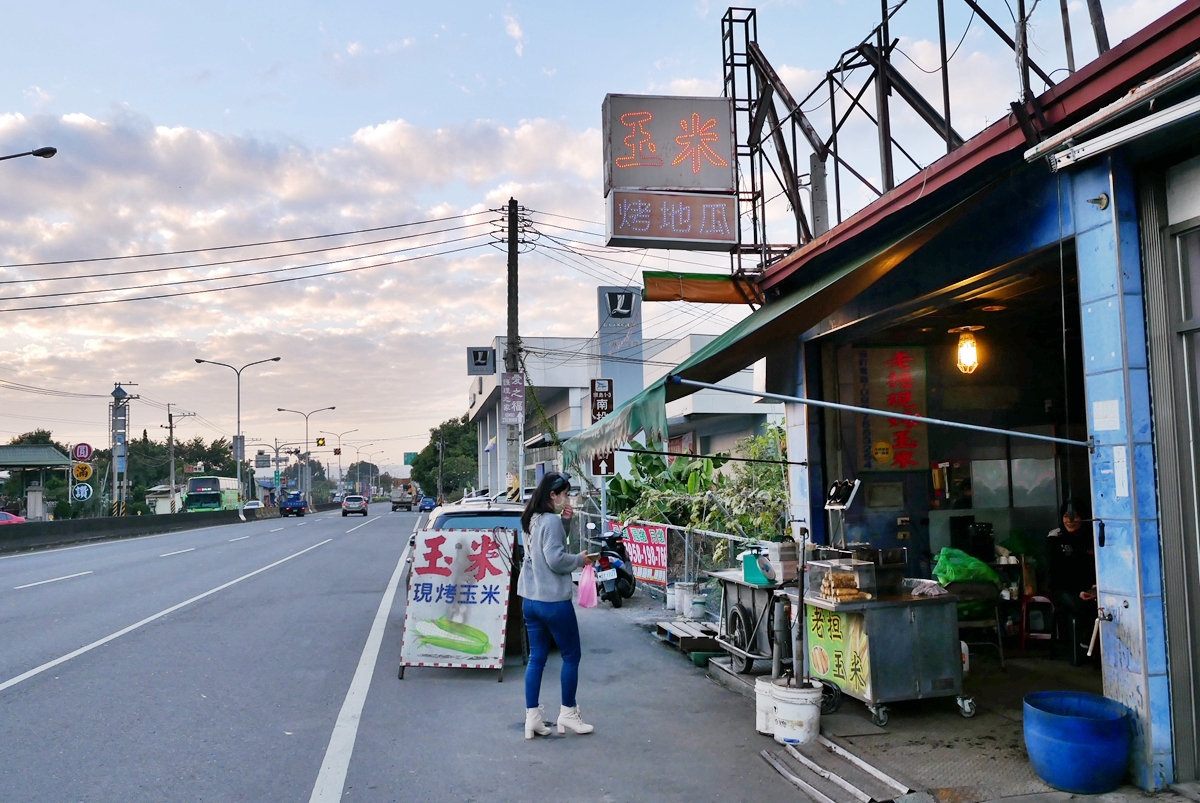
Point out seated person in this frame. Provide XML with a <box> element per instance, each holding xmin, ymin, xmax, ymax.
<box><xmin>1047</xmin><ymin>500</ymin><xmax>1098</xmax><ymax>663</ymax></box>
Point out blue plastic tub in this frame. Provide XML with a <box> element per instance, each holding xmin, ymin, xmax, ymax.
<box><xmin>1023</xmin><ymin>691</ymin><xmax>1132</xmax><ymax>794</ymax></box>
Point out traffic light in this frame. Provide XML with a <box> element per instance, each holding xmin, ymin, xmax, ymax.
<box><xmin>334</xmin><ymin>448</ymin><xmax>341</xmax><ymax>455</ymax></box>
<box><xmin>316</xmin><ymin>437</ymin><xmax>326</xmax><ymax>446</ymax></box>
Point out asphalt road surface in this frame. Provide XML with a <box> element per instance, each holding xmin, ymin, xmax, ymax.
<box><xmin>0</xmin><ymin>507</ymin><xmax>788</xmax><ymax>802</ymax></box>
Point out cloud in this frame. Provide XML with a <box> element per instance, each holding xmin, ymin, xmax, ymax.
<box><xmin>648</xmin><ymin>77</ymin><xmax>722</xmax><ymax>96</ymax></box>
<box><xmin>0</xmin><ymin>108</ymin><xmax>648</xmax><ymax>454</ymax></box>
<box><xmin>503</xmin><ymin>9</ymin><xmax>525</xmax><ymax>57</ymax></box>
<box><xmin>23</xmin><ymin>86</ymin><xmax>53</xmax><ymax>109</ymax></box>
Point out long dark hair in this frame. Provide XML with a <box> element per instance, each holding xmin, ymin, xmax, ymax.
<box><xmin>522</xmin><ymin>471</ymin><xmax>570</xmax><ymax>534</ymax></box>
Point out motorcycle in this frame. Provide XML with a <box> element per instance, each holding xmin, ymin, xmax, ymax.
<box><xmin>586</xmin><ymin>522</ymin><xmax>637</xmax><ymax>608</ymax></box>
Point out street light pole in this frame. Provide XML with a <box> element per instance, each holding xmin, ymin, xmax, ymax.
<box><xmin>195</xmin><ymin>356</ymin><xmax>281</xmax><ymax>521</ymax></box>
<box><xmin>277</xmin><ymin>406</ymin><xmax>335</xmax><ymax>505</ymax></box>
<box><xmin>0</xmin><ymin>147</ymin><xmax>56</xmax><ymax>162</ymax></box>
<box><xmin>352</xmin><ymin>443</ymin><xmax>375</xmax><ymax>495</ymax></box>
<box><xmin>320</xmin><ymin>428</ymin><xmax>358</xmax><ymax>495</ymax></box>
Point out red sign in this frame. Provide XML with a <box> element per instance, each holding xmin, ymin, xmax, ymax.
<box><xmin>620</xmin><ymin>523</ymin><xmax>668</xmax><ymax>586</ymax></box>
<box><xmin>72</xmin><ymin>443</ymin><xmax>93</xmax><ymax>461</ymax></box>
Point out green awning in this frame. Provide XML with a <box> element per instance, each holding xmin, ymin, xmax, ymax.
<box><xmin>562</xmin><ymin>189</ymin><xmax>984</xmax><ymax>463</ymax></box>
<box><xmin>0</xmin><ymin>444</ymin><xmax>72</xmax><ymax>468</ymax></box>
<box><xmin>562</xmin><ymin>383</ymin><xmax>667</xmax><ymax>468</ymax></box>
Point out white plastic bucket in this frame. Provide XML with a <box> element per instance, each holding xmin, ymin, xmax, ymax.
<box><xmin>772</xmin><ymin>678</ymin><xmax>823</xmax><ymax>745</ymax></box>
<box><xmin>755</xmin><ymin>677</ymin><xmax>775</xmax><ymax>735</ymax></box>
<box><xmin>666</xmin><ymin>586</ymin><xmax>676</xmax><ymax>610</ymax></box>
<box><xmin>689</xmin><ymin>595</ymin><xmax>708</xmax><ymax>620</ymax></box>
<box><xmin>675</xmin><ymin>582</ymin><xmax>696</xmax><ymax>615</ymax></box>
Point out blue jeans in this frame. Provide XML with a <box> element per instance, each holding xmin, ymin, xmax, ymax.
<box><xmin>523</xmin><ymin>598</ymin><xmax>581</xmax><ymax>709</ymax></box>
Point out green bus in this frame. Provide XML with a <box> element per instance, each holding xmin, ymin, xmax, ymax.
<box><xmin>184</xmin><ymin>476</ymin><xmax>239</xmax><ymax>512</ymax></box>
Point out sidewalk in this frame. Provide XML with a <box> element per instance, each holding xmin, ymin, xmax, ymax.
<box><xmin>604</xmin><ymin>591</ymin><xmax>1191</xmax><ymax>803</ymax></box>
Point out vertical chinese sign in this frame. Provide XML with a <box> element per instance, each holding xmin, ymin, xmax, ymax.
<box><xmin>500</xmin><ymin>372</ymin><xmax>525</xmax><ymax>426</ymax></box>
<box><xmin>620</xmin><ymin>523</ymin><xmax>668</xmax><ymax>586</ymax></box>
<box><xmin>602</xmin><ymin>94</ymin><xmax>737</xmax><ymax>251</ymax></box>
<box><xmin>838</xmin><ymin>347</ymin><xmax>929</xmax><ymax>472</ymax></box>
<box><xmin>400</xmin><ymin>529</ymin><xmax>514</xmax><ymax>671</ymax></box>
<box><xmin>807</xmin><ymin>606</ymin><xmax>872</xmax><ymax>699</ymax></box>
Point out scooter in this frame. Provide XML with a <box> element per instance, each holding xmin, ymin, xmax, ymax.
<box><xmin>586</xmin><ymin>522</ymin><xmax>637</xmax><ymax>608</ymax></box>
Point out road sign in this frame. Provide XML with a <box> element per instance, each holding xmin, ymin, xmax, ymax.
<box><xmin>592</xmin><ymin>452</ymin><xmax>615</xmax><ymax>476</ymax></box>
<box><xmin>72</xmin><ymin>483</ymin><xmax>93</xmax><ymax>501</ymax></box>
<box><xmin>404</xmin><ymin>452</ymin><xmax>417</xmax><ymax>465</ymax></box>
<box><xmin>72</xmin><ymin>462</ymin><xmax>93</xmax><ymax>482</ymax></box>
<box><xmin>316</xmin><ymin>437</ymin><xmax>326</xmax><ymax>447</ymax></box>
<box><xmin>233</xmin><ymin>435</ymin><xmax>245</xmax><ymax>461</ymax></box>
<box><xmin>591</xmin><ymin>378</ymin><xmax>614</xmax><ymax>423</ymax></box>
<box><xmin>72</xmin><ymin>443</ymin><xmax>93</xmax><ymax>461</ymax></box>
<box><xmin>255</xmin><ymin>452</ymin><xmax>270</xmax><ymax>468</ymax></box>
<box><xmin>467</xmin><ymin>347</ymin><xmax>497</xmax><ymax>376</ymax></box>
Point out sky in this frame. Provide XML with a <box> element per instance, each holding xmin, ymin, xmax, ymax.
<box><xmin>0</xmin><ymin>0</ymin><xmax>1181</xmax><ymax>477</ymax></box>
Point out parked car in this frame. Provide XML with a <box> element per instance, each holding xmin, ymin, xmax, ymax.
<box><xmin>244</xmin><ymin>500</ymin><xmax>264</xmax><ymax>510</ymax></box>
<box><xmin>418</xmin><ymin>496</ymin><xmax>436</xmax><ymax>512</ymax></box>
<box><xmin>0</xmin><ymin>511</ymin><xmax>26</xmax><ymax>525</ymax></box>
<box><xmin>342</xmin><ymin>495</ymin><xmax>368</xmax><ymax>517</ymax></box>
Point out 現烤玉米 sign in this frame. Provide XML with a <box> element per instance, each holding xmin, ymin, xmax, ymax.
<box><xmin>618</xmin><ymin>523</ymin><xmax>668</xmax><ymax>586</ymax></box>
<box><xmin>603</xmin><ymin>93</ymin><xmax>736</xmax><ymax>251</ymax></box>
<box><xmin>400</xmin><ymin>529</ymin><xmax>514</xmax><ymax>671</ymax></box>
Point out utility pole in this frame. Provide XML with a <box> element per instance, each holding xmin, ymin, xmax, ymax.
<box><xmin>502</xmin><ymin>197</ymin><xmax>526</xmax><ymax>502</ymax></box>
<box><xmin>110</xmin><ymin>383</ymin><xmax>139</xmax><ymax>516</ymax></box>
<box><xmin>161</xmin><ymin>404</ymin><xmax>195</xmax><ymax>513</ymax></box>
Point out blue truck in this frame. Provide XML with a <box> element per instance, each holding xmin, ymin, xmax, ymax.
<box><xmin>280</xmin><ymin>493</ymin><xmax>308</xmax><ymax>517</ymax></box>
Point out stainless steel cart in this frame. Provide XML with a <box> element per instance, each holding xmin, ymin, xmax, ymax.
<box><xmin>803</xmin><ymin>592</ymin><xmax>975</xmax><ymax>726</ymax></box>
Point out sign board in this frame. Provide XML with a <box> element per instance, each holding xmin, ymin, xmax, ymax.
<box><xmin>255</xmin><ymin>452</ymin><xmax>270</xmax><ymax>468</ymax></box>
<box><xmin>837</xmin><ymin>347</ymin><xmax>929</xmax><ymax>472</ymax></box>
<box><xmin>591</xmin><ymin>378</ymin><xmax>614</xmax><ymax>423</ymax></box>
<box><xmin>807</xmin><ymin>606</ymin><xmax>871</xmax><ymax>699</ymax></box>
<box><xmin>400</xmin><ymin>528</ymin><xmax>514</xmax><ymax>671</ymax></box>
<box><xmin>404</xmin><ymin>452</ymin><xmax>418</xmax><ymax>465</ymax></box>
<box><xmin>72</xmin><ymin>483</ymin><xmax>93</xmax><ymax>501</ymax></box>
<box><xmin>467</xmin><ymin>347</ymin><xmax>497</xmax><ymax>376</ymax></box>
<box><xmin>233</xmin><ymin>435</ymin><xmax>245</xmax><ymax>461</ymax></box>
<box><xmin>619</xmin><ymin>524</ymin><xmax>668</xmax><ymax>586</ymax></box>
<box><xmin>603</xmin><ymin>94</ymin><xmax>735</xmax><ymax>195</ymax></box>
<box><xmin>72</xmin><ymin>463</ymin><xmax>93</xmax><ymax>482</ymax></box>
<box><xmin>591</xmin><ymin>453</ymin><xmax>615</xmax><ymax>476</ymax></box>
<box><xmin>500</xmin><ymin>372</ymin><xmax>525</xmax><ymax>426</ymax></box>
<box><xmin>606</xmin><ymin>189</ymin><xmax>736</xmax><ymax>251</ymax></box>
<box><xmin>72</xmin><ymin>443</ymin><xmax>93</xmax><ymax>461</ymax></box>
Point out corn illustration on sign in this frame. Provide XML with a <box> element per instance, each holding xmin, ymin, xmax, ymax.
<box><xmin>399</xmin><ymin>528</ymin><xmax>514</xmax><ymax>672</ymax></box>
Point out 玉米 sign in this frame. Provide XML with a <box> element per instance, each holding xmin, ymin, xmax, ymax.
<box><xmin>400</xmin><ymin>529</ymin><xmax>514</xmax><ymax>670</ymax></box>
<box><xmin>620</xmin><ymin>523</ymin><xmax>668</xmax><ymax>586</ymax></box>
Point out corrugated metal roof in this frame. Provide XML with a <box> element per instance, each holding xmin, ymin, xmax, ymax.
<box><xmin>0</xmin><ymin>445</ymin><xmax>72</xmax><ymax>468</ymax></box>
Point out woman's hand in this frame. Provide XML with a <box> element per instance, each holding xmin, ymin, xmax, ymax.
<box><xmin>581</xmin><ymin>551</ymin><xmax>595</xmax><ymax>566</ymax></box>
<box><xmin>560</xmin><ymin>503</ymin><xmax>574</xmax><ymax>521</ymax></box>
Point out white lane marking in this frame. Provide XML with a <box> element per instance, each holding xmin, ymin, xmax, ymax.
<box><xmin>308</xmin><ymin>542</ymin><xmax>411</xmax><ymax>803</ymax></box>
<box><xmin>0</xmin><ymin>517</ymin><xmax>276</xmax><ymax>561</ymax></box>
<box><xmin>159</xmin><ymin>548</ymin><xmax>196</xmax><ymax>558</ymax></box>
<box><xmin>0</xmin><ymin>539</ymin><xmax>333</xmax><ymax>695</ymax></box>
<box><xmin>228</xmin><ymin>536</ymin><xmax>250</xmax><ymax>542</ymax></box>
<box><xmin>297</xmin><ymin>522</ymin><xmax>307</xmax><ymax>527</ymax></box>
<box><xmin>13</xmin><ymin>571</ymin><xmax>93</xmax><ymax>590</ymax></box>
<box><xmin>270</xmin><ymin>528</ymin><xmax>284</xmax><ymax>533</ymax></box>
<box><xmin>344</xmin><ymin>517</ymin><xmax>379</xmax><ymax>534</ymax></box>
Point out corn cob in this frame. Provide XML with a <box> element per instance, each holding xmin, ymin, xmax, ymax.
<box><xmin>414</xmin><ymin>617</ymin><xmax>491</xmax><ymax>655</ymax></box>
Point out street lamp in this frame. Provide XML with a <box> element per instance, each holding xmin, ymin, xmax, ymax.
<box><xmin>0</xmin><ymin>147</ymin><xmax>56</xmax><ymax>162</ymax></box>
<box><xmin>351</xmin><ymin>443</ymin><xmax>375</xmax><ymax>494</ymax></box>
<box><xmin>364</xmin><ymin>450</ymin><xmax>384</xmax><ymax>498</ymax></box>
<box><xmin>277</xmin><ymin>406</ymin><xmax>336</xmax><ymax>504</ymax></box>
<box><xmin>195</xmin><ymin>356</ymin><xmax>281</xmax><ymax>520</ymax></box>
<box><xmin>319</xmin><ymin>428</ymin><xmax>358</xmax><ymax>494</ymax></box>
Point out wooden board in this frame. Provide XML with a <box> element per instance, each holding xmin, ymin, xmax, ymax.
<box><xmin>655</xmin><ymin>620</ymin><xmax>721</xmax><ymax>653</ymax></box>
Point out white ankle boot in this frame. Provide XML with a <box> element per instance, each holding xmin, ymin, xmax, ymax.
<box><xmin>525</xmin><ymin>706</ymin><xmax>551</xmax><ymax>739</ymax></box>
<box><xmin>557</xmin><ymin>705</ymin><xmax>594</xmax><ymax>735</ymax></box>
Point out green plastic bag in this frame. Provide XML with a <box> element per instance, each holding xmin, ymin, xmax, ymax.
<box><xmin>933</xmin><ymin>548</ymin><xmax>1001</xmax><ymax>619</ymax></box>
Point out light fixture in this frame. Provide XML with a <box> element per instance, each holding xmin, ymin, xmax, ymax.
<box><xmin>980</xmin><ymin>305</ymin><xmax>1007</xmax><ymax>312</ymax></box>
<box><xmin>949</xmin><ymin>326</ymin><xmax>984</xmax><ymax>374</ymax></box>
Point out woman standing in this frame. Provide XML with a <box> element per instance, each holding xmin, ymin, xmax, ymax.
<box><xmin>518</xmin><ymin>471</ymin><xmax>596</xmax><ymax>739</ymax></box>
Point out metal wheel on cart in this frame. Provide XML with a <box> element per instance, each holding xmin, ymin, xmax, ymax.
<box><xmin>727</xmin><ymin>604</ymin><xmax>754</xmax><ymax>674</ymax></box>
<box><xmin>957</xmin><ymin>696</ymin><xmax>977</xmax><ymax>718</ymax></box>
<box><xmin>869</xmin><ymin>704</ymin><xmax>890</xmax><ymax>727</ymax></box>
<box><xmin>819</xmin><ymin>680</ymin><xmax>843</xmax><ymax>715</ymax></box>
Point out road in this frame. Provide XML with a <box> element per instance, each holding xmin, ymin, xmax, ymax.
<box><xmin>0</xmin><ymin>507</ymin><xmax>789</xmax><ymax>802</ymax></box>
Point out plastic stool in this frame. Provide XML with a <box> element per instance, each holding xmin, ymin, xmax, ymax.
<box><xmin>1021</xmin><ymin>595</ymin><xmax>1055</xmax><ymax>649</ymax></box>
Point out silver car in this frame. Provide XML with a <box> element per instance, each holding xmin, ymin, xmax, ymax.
<box><xmin>342</xmin><ymin>495</ymin><xmax>368</xmax><ymax>517</ymax></box>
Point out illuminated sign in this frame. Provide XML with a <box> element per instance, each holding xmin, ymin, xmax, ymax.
<box><xmin>603</xmin><ymin>94</ymin><xmax>735</xmax><ymax>195</ymax></box>
<box><xmin>606</xmin><ymin>190</ymin><xmax>737</xmax><ymax>251</ymax></box>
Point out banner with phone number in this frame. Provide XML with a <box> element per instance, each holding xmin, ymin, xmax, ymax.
<box><xmin>617</xmin><ymin>523</ymin><xmax>668</xmax><ymax>586</ymax></box>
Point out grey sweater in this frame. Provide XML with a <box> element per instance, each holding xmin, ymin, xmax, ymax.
<box><xmin>517</xmin><ymin>512</ymin><xmax>584</xmax><ymax>602</ymax></box>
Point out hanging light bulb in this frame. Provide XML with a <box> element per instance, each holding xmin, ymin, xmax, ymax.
<box><xmin>949</xmin><ymin>326</ymin><xmax>984</xmax><ymax>374</ymax></box>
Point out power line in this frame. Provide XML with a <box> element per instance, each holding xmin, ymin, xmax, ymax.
<box><xmin>0</xmin><ymin>241</ymin><xmax>491</xmax><ymax>313</ymax></box>
<box><xmin>0</xmin><ymin>212</ymin><xmax>477</xmax><ymax>269</ymax></box>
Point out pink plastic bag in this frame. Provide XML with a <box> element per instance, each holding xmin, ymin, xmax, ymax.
<box><xmin>577</xmin><ymin>564</ymin><xmax>598</xmax><ymax>608</ymax></box>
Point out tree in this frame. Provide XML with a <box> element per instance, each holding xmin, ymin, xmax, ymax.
<box><xmin>410</xmin><ymin>415</ymin><xmax>477</xmax><ymax>501</ymax></box>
